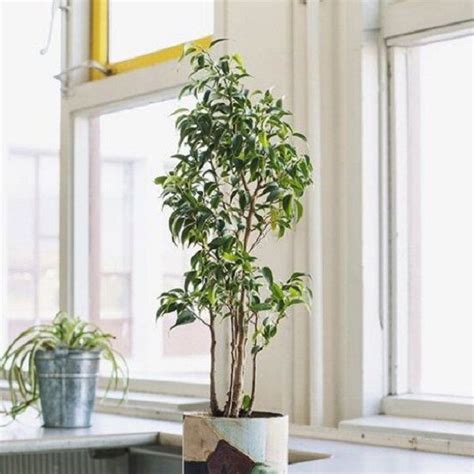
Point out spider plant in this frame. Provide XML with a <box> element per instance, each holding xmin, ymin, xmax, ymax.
<box><xmin>0</xmin><ymin>311</ymin><xmax>129</xmax><ymax>419</ymax></box>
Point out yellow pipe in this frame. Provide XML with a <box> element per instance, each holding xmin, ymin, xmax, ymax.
<box><xmin>110</xmin><ymin>35</ymin><xmax>212</xmax><ymax>75</ymax></box>
<box><xmin>90</xmin><ymin>0</ymin><xmax>108</xmax><ymax>80</ymax></box>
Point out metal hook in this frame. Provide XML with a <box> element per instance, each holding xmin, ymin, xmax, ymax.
<box><xmin>54</xmin><ymin>60</ymin><xmax>110</xmax><ymax>82</ymax></box>
<box><xmin>54</xmin><ymin>60</ymin><xmax>111</xmax><ymax>95</ymax></box>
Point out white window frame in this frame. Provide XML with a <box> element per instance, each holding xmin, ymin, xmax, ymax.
<box><xmin>383</xmin><ymin>0</ymin><xmax>474</xmax><ymax>423</ymax></box>
<box><xmin>58</xmin><ymin>1</ymin><xmax>226</xmax><ymax>397</ymax></box>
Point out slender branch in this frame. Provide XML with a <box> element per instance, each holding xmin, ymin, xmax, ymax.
<box><xmin>223</xmin><ymin>309</ymin><xmax>236</xmax><ymax>417</ymax></box>
<box><xmin>209</xmin><ymin>309</ymin><xmax>220</xmax><ymax>416</ymax></box>
<box><xmin>249</xmin><ymin>223</ymin><xmax>271</xmax><ymax>252</ymax></box>
<box><xmin>248</xmin><ymin>315</ymin><xmax>259</xmax><ymax>415</ymax></box>
<box><xmin>228</xmin><ymin>178</ymin><xmax>262</xmax><ymax>416</ymax></box>
<box><xmin>193</xmin><ymin>313</ymin><xmax>211</xmax><ymax>328</ymax></box>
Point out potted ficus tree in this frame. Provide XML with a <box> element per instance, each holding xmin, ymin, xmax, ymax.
<box><xmin>155</xmin><ymin>41</ymin><xmax>313</xmax><ymax>473</ymax></box>
<box><xmin>0</xmin><ymin>311</ymin><xmax>128</xmax><ymax>428</ymax></box>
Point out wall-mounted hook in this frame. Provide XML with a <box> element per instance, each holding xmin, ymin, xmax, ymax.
<box><xmin>54</xmin><ymin>60</ymin><xmax>111</xmax><ymax>95</ymax></box>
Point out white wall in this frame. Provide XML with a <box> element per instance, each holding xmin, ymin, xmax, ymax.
<box><xmin>219</xmin><ymin>0</ymin><xmax>311</xmax><ymax>424</ymax></box>
<box><xmin>218</xmin><ymin>0</ymin><xmax>387</xmax><ymax>427</ymax></box>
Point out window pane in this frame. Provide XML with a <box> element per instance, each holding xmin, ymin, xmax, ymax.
<box><xmin>91</xmin><ymin>97</ymin><xmax>210</xmax><ymax>379</ymax></box>
<box><xmin>6</xmin><ymin>155</ymin><xmax>35</xmax><ymax>270</ymax></box>
<box><xmin>1</xmin><ymin>2</ymin><xmax>61</xmax><ymax>347</ymax></box>
<box><xmin>100</xmin><ymin>274</ymin><xmax>131</xmax><ymax>319</ymax></box>
<box><xmin>39</xmin><ymin>155</ymin><xmax>60</xmax><ymax>237</ymax></box>
<box><xmin>406</xmin><ymin>36</ymin><xmax>473</xmax><ymax>397</ymax></box>
<box><xmin>38</xmin><ymin>238</ymin><xmax>60</xmax><ymax>320</ymax></box>
<box><xmin>7</xmin><ymin>272</ymin><xmax>35</xmax><ymax>321</ymax></box>
<box><xmin>101</xmin><ymin>161</ymin><xmax>133</xmax><ymax>272</ymax></box>
<box><xmin>109</xmin><ymin>0</ymin><xmax>214</xmax><ymax>63</ymax></box>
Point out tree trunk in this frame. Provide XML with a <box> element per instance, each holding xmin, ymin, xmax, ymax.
<box><xmin>229</xmin><ymin>322</ymin><xmax>247</xmax><ymax>417</ymax></box>
<box><xmin>223</xmin><ymin>316</ymin><xmax>237</xmax><ymax>417</ymax></box>
<box><xmin>248</xmin><ymin>350</ymin><xmax>258</xmax><ymax>414</ymax></box>
<box><xmin>209</xmin><ymin>319</ymin><xmax>220</xmax><ymax>416</ymax></box>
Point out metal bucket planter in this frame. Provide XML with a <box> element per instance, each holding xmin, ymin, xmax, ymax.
<box><xmin>35</xmin><ymin>349</ymin><xmax>100</xmax><ymax>428</ymax></box>
<box><xmin>183</xmin><ymin>412</ymin><xmax>288</xmax><ymax>473</ymax></box>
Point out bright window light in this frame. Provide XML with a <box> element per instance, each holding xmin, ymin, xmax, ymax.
<box><xmin>1</xmin><ymin>2</ymin><xmax>60</xmax><ymax>348</ymax></box>
<box><xmin>109</xmin><ymin>0</ymin><xmax>214</xmax><ymax>63</ymax></box>
<box><xmin>405</xmin><ymin>35</ymin><xmax>473</xmax><ymax>397</ymax></box>
<box><xmin>91</xmin><ymin>98</ymin><xmax>210</xmax><ymax>380</ymax></box>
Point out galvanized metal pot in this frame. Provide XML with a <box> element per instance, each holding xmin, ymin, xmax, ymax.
<box><xmin>35</xmin><ymin>349</ymin><xmax>101</xmax><ymax>428</ymax></box>
<box><xmin>183</xmin><ymin>411</ymin><xmax>289</xmax><ymax>473</ymax></box>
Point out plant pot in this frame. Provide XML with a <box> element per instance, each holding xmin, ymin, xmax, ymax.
<box><xmin>35</xmin><ymin>348</ymin><xmax>100</xmax><ymax>428</ymax></box>
<box><xmin>183</xmin><ymin>411</ymin><xmax>288</xmax><ymax>474</ymax></box>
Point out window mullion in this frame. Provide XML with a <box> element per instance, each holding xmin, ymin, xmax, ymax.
<box><xmin>388</xmin><ymin>46</ymin><xmax>410</xmax><ymax>396</ymax></box>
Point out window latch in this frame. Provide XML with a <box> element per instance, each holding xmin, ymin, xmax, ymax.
<box><xmin>54</xmin><ymin>60</ymin><xmax>111</xmax><ymax>94</ymax></box>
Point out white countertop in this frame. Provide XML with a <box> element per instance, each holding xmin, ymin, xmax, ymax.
<box><xmin>288</xmin><ymin>436</ymin><xmax>474</xmax><ymax>473</ymax></box>
<box><xmin>0</xmin><ymin>412</ymin><xmax>472</xmax><ymax>472</ymax></box>
<box><xmin>0</xmin><ymin>411</ymin><xmax>180</xmax><ymax>454</ymax></box>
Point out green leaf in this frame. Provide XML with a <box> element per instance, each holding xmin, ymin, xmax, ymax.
<box><xmin>207</xmin><ymin>286</ymin><xmax>217</xmax><ymax>305</ymax></box>
<box><xmin>232</xmin><ymin>135</ymin><xmax>243</xmax><ymax>155</ymax></box>
<box><xmin>209</xmin><ymin>38</ymin><xmax>228</xmax><ymax>48</ymax></box>
<box><xmin>209</xmin><ymin>237</ymin><xmax>224</xmax><ymax>249</ymax></box>
<box><xmin>233</xmin><ymin>53</ymin><xmax>244</xmax><ymax>67</ymax></box>
<box><xmin>261</xmin><ymin>267</ymin><xmax>273</xmax><ymax>286</ymax></box>
<box><xmin>266</xmin><ymin>187</ymin><xmax>282</xmax><ymax>203</ymax></box>
<box><xmin>170</xmin><ymin>310</ymin><xmax>196</xmax><ymax>330</ymax></box>
<box><xmin>154</xmin><ymin>176</ymin><xmax>167</xmax><ymax>185</ymax></box>
<box><xmin>258</xmin><ymin>132</ymin><xmax>269</xmax><ymax>149</ymax></box>
<box><xmin>170</xmin><ymin>107</ymin><xmax>189</xmax><ymax>116</ymax></box>
<box><xmin>250</xmin><ymin>302</ymin><xmax>273</xmax><ymax>312</ymax></box>
<box><xmin>184</xmin><ymin>271</ymin><xmax>197</xmax><ymax>291</ymax></box>
<box><xmin>293</xmin><ymin>132</ymin><xmax>307</xmax><ymax>141</ymax></box>
<box><xmin>288</xmin><ymin>298</ymin><xmax>305</xmax><ymax>307</ymax></box>
<box><xmin>222</xmin><ymin>252</ymin><xmax>238</xmax><ymax>262</ymax></box>
<box><xmin>271</xmin><ymin>283</ymin><xmax>284</xmax><ymax>300</ymax></box>
<box><xmin>242</xmin><ymin>394</ymin><xmax>252</xmax><ymax>412</ymax></box>
<box><xmin>282</xmin><ymin>194</ymin><xmax>293</xmax><ymax>217</ymax></box>
<box><xmin>251</xmin><ymin>345</ymin><xmax>263</xmax><ymax>355</ymax></box>
<box><xmin>221</xmin><ymin>60</ymin><xmax>229</xmax><ymax>74</ymax></box>
<box><xmin>295</xmin><ymin>199</ymin><xmax>303</xmax><ymax>222</ymax></box>
<box><xmin>238</xmin><ymin>190</ymin><xmax>248</xmax><ymax>210</ymax></box>
<box><xmin>290</xmin><ymin>271</ymin><xmax>308</xmax><ymax>280</ymax></box>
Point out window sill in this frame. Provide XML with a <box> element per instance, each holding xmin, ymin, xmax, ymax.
<box><xmin>98</xmin><ymin>375</ymin><xmax>209</xmax><ymax>399</ymax></box>
<box><xmin>383</xmin><ymin>394</ymin><xmax>474</xmax><ymax>423</ymax></box>
<box><xmin>95</xmin><ymin>388</ymin><xmax>208</xmax><ymax>421</ymax></box>
<box><xmin>0</xmin><ymin>381</ymin><xmax>209</xmax><ymax>423</ymax></box>
<box><xmin>339</xmin><ymin>414</ymin><xmax>474</xmax><ymax>445</ymax></box>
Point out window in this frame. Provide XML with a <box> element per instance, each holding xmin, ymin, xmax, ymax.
<box><xmin>91</xmin><ymin>0</ymin><xmax>214</xmax><ymax>78</ymax></box>
<box><xmin>1</xmin><ymin>0</ymin><xmax>216</xmax><ymax>391</ymax></box>
<box><xmin>62</xmin><ymin>0</ymin><xmax>220</xmax><ymax>390</ymax></box>
<box><xmin>86</xmin><ymin>98</ymin><xmax>210</xmax><ymax>380</ymax></box>
<box><xmin>109</xmin><ymin>0</ymin><xmax>214</xmax><ymax>63</ymax></box>
<box><xmin>388</xmin><ymin>33</ymin><xmax>473</xmax><ymax>400</ymax></box>
<box><xmin>1</xmin><ymin>2</ymin><xmax>60</xmax><ymax>349</ymax></box>
<box><xmin>6</xmin><ymin>151</ymin><xmax>60</xmax><ymax>336</ymax></box>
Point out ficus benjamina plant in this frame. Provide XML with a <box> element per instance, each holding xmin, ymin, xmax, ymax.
<box><xmin>155</xmin><ymin>39</ymin><xmax>313</xmax><ymax>418</ymax></box>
